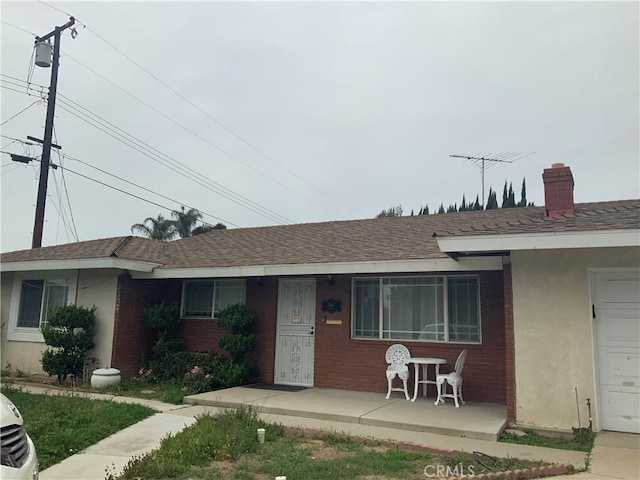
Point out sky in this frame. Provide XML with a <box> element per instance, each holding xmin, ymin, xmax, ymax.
<box><xmin>1</xmin><ymin>0</ymin><xmax>638</xmax><ymax>253</ymax></box>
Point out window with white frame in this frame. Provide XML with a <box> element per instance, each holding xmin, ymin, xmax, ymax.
<box><xmin>352</xmin><ymin>275</ymin><xmax>480</xmax><ymax>343</ymax></box>
<box><xmin>181</xmin><ymin>279</ymin><xmax>246</xmax><ymax>318</ymax></box>
<box><xmin>8</xmin><ymin>272</ymin><xmax>77</xmax><ymax>343</ymax></box>
<box><xmin>17</xmin><ymin>279</ymin><xmax>69</xmax><ymax>328</ymax></box>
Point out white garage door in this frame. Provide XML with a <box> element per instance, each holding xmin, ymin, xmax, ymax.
<box><xmin>593</xmin><ymin>270</ymin><xmax>640</xmax><ymax>433</ymax></box>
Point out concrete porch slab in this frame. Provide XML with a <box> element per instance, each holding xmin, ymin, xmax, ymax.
<box><xmin>184</xmin><ymin>386</ymin><xmax>508</xmax><ymax>441</ymax></box>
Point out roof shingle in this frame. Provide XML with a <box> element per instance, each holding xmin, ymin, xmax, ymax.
<box><xmin>1</xmin><ymin>199</ymin><xmax>638</xmax><ymax>269</ymax></box>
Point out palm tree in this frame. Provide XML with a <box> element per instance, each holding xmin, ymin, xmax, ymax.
<box><xmin>191</xmin><ymin>222</ymin><xmax>227</xmax><ymax>236</ymax></box>
<box><xmin>131</xmin><ymin>215</ymin><xmax>176</xmax><ymax>241</ymax></box>
<box><xmin>171</xmin><ymin>207</ymin><xmax>203</xmax><ymax>238</ymax></box>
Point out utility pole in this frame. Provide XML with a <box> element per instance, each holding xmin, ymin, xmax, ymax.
<box><xmin>31</xmin><ymin>17</ymin><xmax>76</xmax><ymax>248</ymax></box>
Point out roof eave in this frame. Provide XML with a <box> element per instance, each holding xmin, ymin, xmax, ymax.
<box><xmin>0</xmin><ymin>257</ymin><xmax>162</xmax><ymax>273</ymax></box>
<box><xmin>436</xmin><ymin>229</ymin><xmax>640</xmax><ymax>254</ymax></box>
<box><xmin>130</xmin><ymin>256</ymin><xmax>504</xmax><ymax>279</ymax></box>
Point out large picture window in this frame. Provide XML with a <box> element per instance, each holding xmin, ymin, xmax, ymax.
<box><xmin>352</xmin><ymin>276</ymin><xmax>480</xmax><ymax>343</ymax></box>
<box><xmin>181</xmin><ymin>279</ymin><xmax>246</xmax><ymax>318</ymax></box>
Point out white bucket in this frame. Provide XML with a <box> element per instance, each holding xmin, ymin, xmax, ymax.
<box><xmin>91</xmin><ymin>368</ymin><xmax>121</xmax><ymax>389</ymax></box>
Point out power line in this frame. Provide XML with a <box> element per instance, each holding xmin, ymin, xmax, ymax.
<box><xmin>0</xmin><ymin>20</ymin><xmax>37</xmax><ymax>36</ymax></box>
<box><xmin>61</xmin><ymin>153</ymin><xmax>239</xmax><ymax>227</ymax></box>
<box><xmin>55</xmin><ymin>99</ymin><xmax>291</xmax><ymax>225</ymax></box>
<box><xmin>34</xmin><ymin>3</ymin><xmax>355</xmax><ymax>217</ymax></box>
<box><xmin>1</xmin><ymin>150</ymin><xmax>230</xmax><ymax>227</ymax></box>
<box><xmin>3</xmin><ymin>72</ymin><xmax>294</xmax><ymax>224</ymax></box>
<box><xmin>55</xmin><ymin>93</ymin><xmax>293</xmax><ymax>223</ymax></box>
<box><xmin>3</xmin><ymin>21</ymin><xmax>353</xmax><ymax>220</ymax></box>
<box><xmin>75</xmin><ymin>18</ymin><xmax>357</xmax><ymax>217</ymax></box>
<box><xmin>53</xmin><ymin>125</ymin><xmax>79</xmax><ymax>241</ymax></box>
<box><xmin>1</xmin><ymin>101</ymin><xmax>41</xmax><ymax>126</ymax></box>
<box><xmin>61</xmin><ymin>52</ymin><xmax>341</xmax><ymax>219</ymax></box>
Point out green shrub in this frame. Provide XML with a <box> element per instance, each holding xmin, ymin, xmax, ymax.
<box><xmin>41</xmin><ymin>305</ymin><xmax>96</xmax><ymax>383</ymax></box>
<box><xmin>151</xmin><ymin>335</ymin><xmax>184</xmax><ymax>361</ymax></box>
<box><xmin>216</xmin><ymin>303</ymin><xmax>254</xmax><ymax>333</ymax></box>
<box><xmin>143</xmin><ymin>303</ymin><xmax>180</xmax><ymax>333</ymax></box>
<box><xmin>217</xmin><ymin>361</ymin><xmax>260</xmax><ymax>387</ymax></box>
<box><xmin>217</xmin><ymin>303</ymin><xmax>259</xmax><ymax>366</ymax></box>
<box><xmin>219</xmin><ymin>333</ymin><xmax>257</xmax><ymax>364</ymax></box>
<box><xmin>147</xmin><ymin>350</ymin><xmax>227</xmax><ymax>386</ymax></box>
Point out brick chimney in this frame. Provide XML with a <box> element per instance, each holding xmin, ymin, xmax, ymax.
<box><xmin>542</xmin><ymin>163</ymin><xmax>575</xmax><ymax>217</ymax></box>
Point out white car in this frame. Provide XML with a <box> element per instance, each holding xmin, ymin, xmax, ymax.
<box><xmin>1</xmin><ymin>393</ymin><xmax>39</xmax><ymax>480</ymax></box>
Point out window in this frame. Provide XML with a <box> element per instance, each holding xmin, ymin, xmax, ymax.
<box><xmin>8</xmin><ymin>272</ymin><xmax>77</xmax><ymax>343</ymax></box>
<box><xmin>17</xmin><ymin>279</ymin><xmax>69</xmax><ymax>328</ymax></box>
<box><xmin>181</xmin><ymin>279</ymin><xmax>246</xmax><ymax>318</ymax></box>
<box><xmin>352</xmin><ymin>276</ymin><xmax>480</xmax><ymax>343</ymax></box>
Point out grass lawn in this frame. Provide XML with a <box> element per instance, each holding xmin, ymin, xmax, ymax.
<box><xmin>117</xmin><ymin>407</ymin><xmax>552</xmax><ymax>480</ymax></box>
<box><xmin>1</xmin><ymin>386</ymin><xmax>156</xmax><ymax>470</ymax></box>
<box><xmin>499</xmin><ymin>428</ymin><xmax>596</xmax><ymax>452</ymax></box>
<box><xmin>79</xmin><ymin>378</ymin><xmax>188</xmax><ymax>404</ymax></box>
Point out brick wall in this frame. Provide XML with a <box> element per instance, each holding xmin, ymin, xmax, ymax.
<box><xmin>111</xmin><ymin>274</ymin><xmax>181</xmax><ymax>378</ymax></box>
<box><xmin>176</xmin><ymin>277</ymin><xmax>279</xmax><ymax>384</ymax></box>
<box><xmin>113</xmin><ymin>271</ymin><xmax>507</xmax><ymax>404</ymax></box>
<box><xmin>313</xmin><ymin>271</ymin><xmax>506</xmax><ymax>404</ymax></box>
<box><xmin>503</xmin><ymin>262</ymin><xmax>516</xmax><ymax>419</ymax></box>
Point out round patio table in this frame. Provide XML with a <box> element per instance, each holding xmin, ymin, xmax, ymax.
<box><xmin>408</xmin><ymin>357</ymin><xmax>447</xmax><ymax>402</ymax></box>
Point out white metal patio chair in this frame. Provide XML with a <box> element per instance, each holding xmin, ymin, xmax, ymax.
<box><xmin>434</xmin><ymin>349</ymin><xmax>468</xmax><ymax>408</ymax></box>
<box><xmin>385</xmin><ymin>344</ymin><xmax>411</xmax><ymax>400</ymax></box>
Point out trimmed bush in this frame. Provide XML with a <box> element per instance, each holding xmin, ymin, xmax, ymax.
<box><xmin>41</xmin><ymin>305</ymin><xmax>97</xmax><ymax>383</ymax></box>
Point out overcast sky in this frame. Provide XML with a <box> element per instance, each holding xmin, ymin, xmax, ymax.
<box><xmin>1</xmin><ymin>0</ymin><xmax>638</xmax><ymax>253</ymax></box>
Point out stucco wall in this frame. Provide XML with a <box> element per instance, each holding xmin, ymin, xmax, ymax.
<box><xmin>76</xmin><ymin>270</ymin><xmax>119</xmax><ymax>371</ymax></box>
<box><xmin>0</xmin><ymin>270</ymin><xmax>119</xmax><ymax>376</ymax></box>
<box><xmin>511</xmin><ymin>246</ymin><xmax>640</xmax><ymax>431</ymax></box>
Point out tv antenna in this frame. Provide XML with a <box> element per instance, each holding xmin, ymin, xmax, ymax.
<box><xmin>449</xmin><ymin>152</ymin><xmax>536</xmax><ymax>207</ymax></box>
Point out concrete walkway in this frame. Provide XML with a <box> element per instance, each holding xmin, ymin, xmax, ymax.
<box><xmin>14</xmin><ymin>385</ymin><xmax>638</xmax><ymax>480</ymax></box>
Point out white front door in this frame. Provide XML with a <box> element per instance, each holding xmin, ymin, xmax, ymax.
<box><xmin>274</xmin><ymin>278</ymin><xmax>316</xmax><ymax>386</ymax></box>
<box><xmin>593</xmin><ymin>270</ymin><xmax>640</xmax><ymax>433</ymax></box>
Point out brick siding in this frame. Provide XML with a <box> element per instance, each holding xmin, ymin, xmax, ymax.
<box><xmin>113</xmin><ymin>271</ymin><xmax>507</xmax><ymax>404</ymax></box>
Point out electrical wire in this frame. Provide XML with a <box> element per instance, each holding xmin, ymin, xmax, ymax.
<box><xmin>56</xmin><ymin>101</ymin><xmax>290</xmax><ymax>224</ymax></box>
<box><xmin>49</xmin><ymin>170</ymin><xmax>74</xmax><ymax>243</ymax></box>
<box><xmin>53</xmin><ymin>125</ymin><xmax>80</xmax><ymax>241</ymax></box>
<box><xmin>3</xmin><ymin>73</ymin><xmax>294</xmax><ymax>224</ymax></box>
<box><xmin>2</xmin><ymin>22</ymin><xmax>354</xmax><ymax>221</ymax></box>
<box><xmin>0</xmin><ymin>149</ymin><xmax>223</xmax><ymax>225</ymax></box>
<box><xmin>61</xmin><ymin>52</ymin><xmax>341</xmax><ymax>220</ymax></box>
<box><xmin>61</xmin><ymin>153</ymin><xmax>237</xmax><ymax>227</ymax></box>
<box><xmin>0</xmin><ymin>20</ymin><xmax>37</xmax><ymax>36</ymax></box>
<box><xmin>1</xmin><ymin>101</ymin><xmax>41</xmax><ymax>126</ymax></box>
<box><xmin>32</xmin><ymin>1</ymin><xmax>354</xmax><ymax>217</ymax></box>
<box><xmin>82</xmin><ymin>22</ymin><xmax>357</xmax><ymax>217</ymax></box>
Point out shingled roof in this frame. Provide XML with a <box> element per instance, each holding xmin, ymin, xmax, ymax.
<box><xmin>1</xmin><ymin>199</ymin><xmax>638</xmax><ymax>270</ymax></box>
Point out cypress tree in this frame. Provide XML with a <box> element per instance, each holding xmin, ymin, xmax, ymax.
<box><xmin>518</xmin><ymin>178</ymin><xmax>527</xmax><ymax>207</ymax></box>
<box><xmin>502</xmin><ymin>181</ymin><xmax>509</xmax><ymax>208</ymax></box>
<box><xmin>486</xmin><ymin>188</ymin><xmax>499</xmax><ymax>210</ymax></box>
<box><xmin>423</xmin><ymin>204</ymin><xmax>429</xmax><ymax>215</ymax></box>
<box><xmin>508</xmin><ymin>182</ymin><xmax>516</xmax><ymax>207</ymax></box>
<box><xmin>438</xmin><ymin>203</ymin><xmax>445</xmax><ymax>214</ymax></box>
